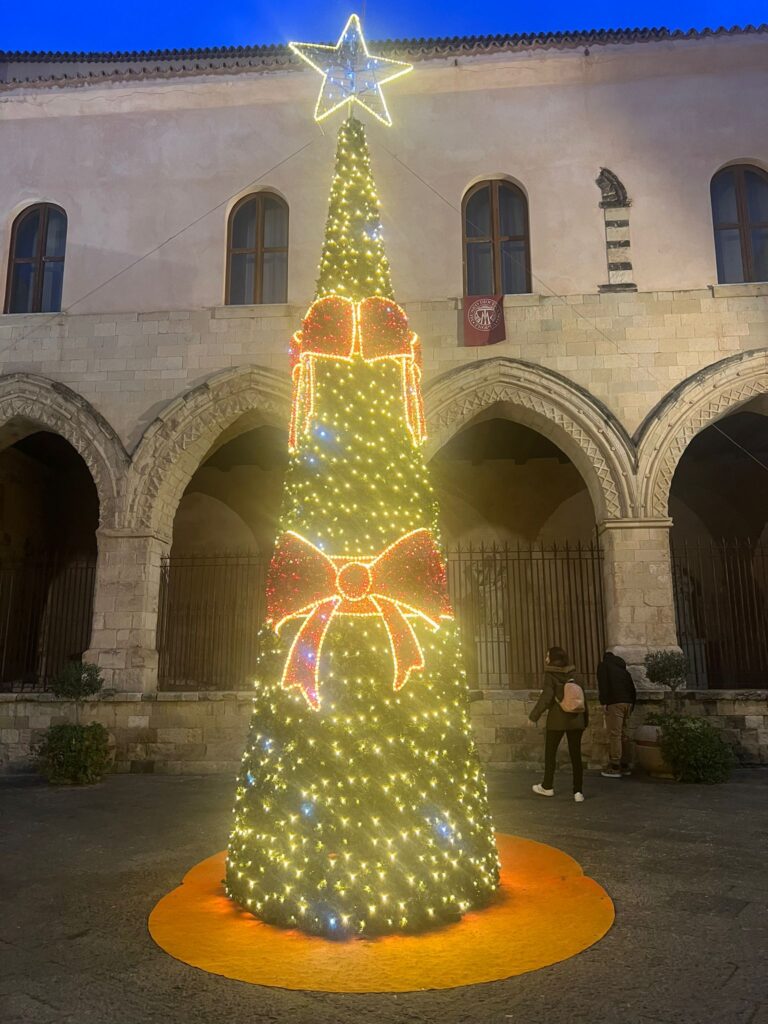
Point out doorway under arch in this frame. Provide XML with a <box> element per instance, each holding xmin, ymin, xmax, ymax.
<box><xmin>430</xmin><ymin>415</ymin><xmax>605</xmax><ymax>690</ymax></box>
<box><xmin>669</xmin><ymin>397</ymin><xmax>768</xmax><ymax>688</ymax></box>
<box><xmin>0</xmin><ymin>430</ymin><xmax>99</xmax><ymax>690</ymax></box>
<box><xmin>157</xmin><ymin>422</ymin><xmax>287</xmax><ymax>691</ymax></box>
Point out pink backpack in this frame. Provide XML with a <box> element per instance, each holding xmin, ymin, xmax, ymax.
<box><xmin>558</xmin><ymin>678</ymin><xmax>585</xmax><ymax>713</ymax></box>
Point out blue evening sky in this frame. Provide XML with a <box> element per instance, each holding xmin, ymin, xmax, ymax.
<box><xmin>2</xmin><ymin>0</ymin><xmax>765</xmax><ymax>54</ymax></box>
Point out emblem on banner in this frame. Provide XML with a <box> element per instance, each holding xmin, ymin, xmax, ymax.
<box><xmin>462</xmin><ymin>294</ymin><xmax>506</xmax><ymax>347</ymax></box>
<box><xmin>467</xmin><ymin>297</ymin><xmax>503</xmax><ymax>332</ymax></box>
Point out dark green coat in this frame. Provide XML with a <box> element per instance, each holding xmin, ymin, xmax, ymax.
<box><xmin>529</xmin><ymin>665</ymin><xmax>589</xmax><ymax>731</ymax></box>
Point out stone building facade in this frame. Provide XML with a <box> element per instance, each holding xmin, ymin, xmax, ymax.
<box><xmin>0</xmin><ymin>26</ymin><xmax>766</xmax><ymax>770</ymax></box>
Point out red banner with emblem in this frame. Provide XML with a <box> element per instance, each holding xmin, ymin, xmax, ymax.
<box><xmin>462</xmin><ymin>295</ymin><xmax>506</xmax><ymax>347</ymax></box>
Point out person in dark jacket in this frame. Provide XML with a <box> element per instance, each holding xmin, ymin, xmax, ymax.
<box><xmin>597</xmin><ymin>650</ymin><xmax>637</xmax><ymax>778</ymax></box>
<box><xmin>529</xmin><ymin>645</ymin><xmax>589</xmax><ymax>802</ymax></box>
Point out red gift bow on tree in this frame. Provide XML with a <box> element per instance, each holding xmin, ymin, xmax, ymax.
<box><xmin>266</xmin><ymin>528</ymin><xmax>453</xmax><ymax>709</ymax></box>
<box><xmin>288</xmin><ymin>294</ymin><xmax>427</xmax><ymax>450</ymax></box>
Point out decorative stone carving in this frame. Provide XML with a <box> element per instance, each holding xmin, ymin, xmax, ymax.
<box><xmin>127</xmin><ymin>365</ymin><xmax>291</xmax><ymax>538</ymax></box>
<box><xmin>596</xmin><ymin>169</ymin><xmax>636</xmax><ymax>292</ymax></box>
<box><xmin>425</xmin><ymin>358</ymin><xmax>636</xmax><ymax>521</ymax></box>
<box><xmin>0</xmin><ymin>373</ymin><xmax>127</xmax><ymax>528</ymax></box>
<box><xmin>637</xmin><ymin>350</ymin><xmax>768</xmax><ymax>517</ymax></box>
<box><xmin>595</xmin><ymin>168</ymin><xmax>630</xmax><ymax>208</ymax></box>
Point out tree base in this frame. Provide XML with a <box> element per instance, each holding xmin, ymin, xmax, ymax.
<box><xmin>148</xmin><ymin>834</ymin><xmax>614</xmax><ymax>991</ymax></box>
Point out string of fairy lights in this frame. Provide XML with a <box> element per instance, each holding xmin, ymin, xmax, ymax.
<box><xmin>226</xmin><ymin>24</ymin><xmax>499</xmax><ymax>937</ymax></box>
<box><xmin>316</xmin><ymin>117</ymin><xmax>395</xmax><ymax>300</ymax></box>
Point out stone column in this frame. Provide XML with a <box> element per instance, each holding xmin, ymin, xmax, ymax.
<box><xmin>84</xmin><ymin>528</ymin><xmax>170</xmax><ymax>693</ymax></box>
<box><xmin>597</xmin><ymin>518</ymin><xmax>681</xmax><ymax>680</ymax></box>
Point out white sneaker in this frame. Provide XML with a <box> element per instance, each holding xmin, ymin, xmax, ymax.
<box><xmin>532</xmin><ymin>784</ymin><xmax>554</xmax><ymax>797</ymax></box>
<box><xmin>574</xmin><ymin>792</ymin><xmax>585</xmax><ymax>803</ymax></box>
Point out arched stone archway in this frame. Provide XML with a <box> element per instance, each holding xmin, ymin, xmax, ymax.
<box><xmin>0</xmin><ymin>373</ymin><xmax>127</xmax><ymax>528</ymax></box>
<box><xmin>86</xmin><ymin>366</ymin><xmax>291</xmax><ymax>692</ymax></box>
<box><xmin>636</xmin><ymin>351</ymin><xmax>768</xmax><ymax>687</ymax></box>
<box><xmin>126</xmin><ymin>365</ymin><xmax>291</xmax><ymax>541</ymax></box>
<box><xmin>0</xmin><ymin>375</ymin><xmax>127</xmax><ymax>689</ymax></box>
<box><xmin>424</xmin><ymin>358</ymin><xmax>636</xmax><ymax>522</ymax></box>
<box><xmin>636</xmin><ymin>349</ymin><xmax>768</xmax><ymax>519</ymax></box>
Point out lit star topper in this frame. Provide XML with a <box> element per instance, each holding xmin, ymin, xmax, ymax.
<box><xmin>290</xmin><ymin>14</ymin><xmax>413</xmax><ymax>126</ymax></box>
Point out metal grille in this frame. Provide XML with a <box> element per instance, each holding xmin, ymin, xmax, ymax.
<box><xmin>157</xmin><ymin>555</ymin><xmax>269</xmax><ymax>691</ymax></box>
<box><xmin>671</xmin><ymin>539</ymin><xmax>768</xmax><ymax>689</ymax></box>
<box><xmin>446</xmin><ymin>542</ymin><xmax>606</xmax><ymax>690</ymax></box>
<box><xmin>156</xmin><ymin>542</ymin><xmax>607</xmax><ymax>692</ymax></box>
<box><xmin>0</xmin><ymin>561</ymin><xmax>96</xmax><ymax>692</ymax></box>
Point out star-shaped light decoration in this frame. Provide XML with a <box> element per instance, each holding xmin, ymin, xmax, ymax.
<box><xmin>290</xmin><ymin>13</ymin><xmax>413</xmax><ymax>126</ymax></box>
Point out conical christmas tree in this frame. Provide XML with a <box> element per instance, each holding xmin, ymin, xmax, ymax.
<box><xmin>226</xmin><ymin>116</ymin><xmax>500</xmax><ymax>938</ymax></box>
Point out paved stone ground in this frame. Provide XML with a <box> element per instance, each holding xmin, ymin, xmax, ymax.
<box><xmin>1</xmin><ymin>768</ymin><xmax>766</xmax><ymax>1024</ymax></box>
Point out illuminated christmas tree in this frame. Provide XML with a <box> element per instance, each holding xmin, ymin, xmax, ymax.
<box><xmin>226</xmin><ymin>18</ymin><xmax>500</xmax><ymax>939</ymax></box>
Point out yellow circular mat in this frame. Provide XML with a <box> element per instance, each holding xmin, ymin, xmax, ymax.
<box><xmin>148</xmin><ymin>833</ymin><xmax>614</xmax><ymax>992</ymax></box>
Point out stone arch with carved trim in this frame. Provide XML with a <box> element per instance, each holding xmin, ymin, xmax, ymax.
<box><xmin>636</xmin><ymin>349</ymin><xmax>768</xmax><ymax>518</ymax></box>
<box><xmin>424</xmin><ymin>358</ymin><xmax>636</xmax><ymax>522</ymax></box>
<box><xmin>0</xmin><ymin>373</ymin><xmax>127</xmax><ymax>528</ymax></box>
<box><xmin>126</xmin><ymin>365</ymin><xmax>291</xmax><ymax>540</ymax></box>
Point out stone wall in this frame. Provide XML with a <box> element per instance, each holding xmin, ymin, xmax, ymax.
<box><xmin>2</xmin><ymin>32</ymin><xmax>767</xmax><ymax>310</ymax></box>
<box><xmin>2</xmin><ymin>689</ymin><xmax>765</xmax><ymax>776</ymax></box>
<box><xmin>1</xmin><ymin>286</ymin><xmax>766</xmax><ymax>448</ymax></box>
<box><xmin>0</xmin><ymin>691</ymin><xmax>253</xmax><ymax>776</ymax></box>
<box><xmin>470</xmin><ymin>688</ymin><xmax>768</xmax><ymax>768</ymax></box>
<box><xmin>0</xmin><ymin>288</ymin><xmax>764</xmax><ymax>698</ymax></box>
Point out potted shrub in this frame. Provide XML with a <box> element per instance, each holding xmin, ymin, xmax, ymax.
<box><xmin>644</xmin><ymin>650</ymin><xmax>689</xmax><ymax>702</ymax></box>
<box><xmin>36</xmin><ymin>661</ymin><xmax>114</xmax><ymax>785</ymax></box>
<box><xmin>634</xmin><ymin>650</ymin><xmax>689</xmax><ymax>777</ymax></box>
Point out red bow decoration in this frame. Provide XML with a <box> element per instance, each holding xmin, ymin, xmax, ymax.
<box><xmin>288</xmin><ymin>295</ymin><xmax>426</xmax><ymax>450</ymax></box>
<box><xmin>266</xmin><ymin>528</ymin><xmax>453</xmax><ymax>709</ymax></box>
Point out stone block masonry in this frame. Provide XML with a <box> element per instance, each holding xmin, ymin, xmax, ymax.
<box><xmin>0</xmin><ymin>284</ymin><xmax>765</xmax><ymax>706</ymax></box>
<box><xmin>1</xmin><ymin>285</ymin><xmax>766</xmax><ymax>447</ymax></box>
<box><xmin>1</xmin><ymin>690</ymin><xmax>765</xmax><ymax>775</ymax></box>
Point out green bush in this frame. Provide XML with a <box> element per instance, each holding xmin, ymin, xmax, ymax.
<box><xmin>35</xmin><ymin>661</ymin><xmax>111</xmax><ymax>785</ymax></box>
<box><xmin>36</xmin><ymin>722</ymin><xmax>112</xmax><ymax>785</ymax></box>
<box><xmin>647</xmin><ymin>712</ymin><xmax>736</xmax><ymax>784</ymax></box>
<box><xmin>644</xmin><ymin>650</ymin><xmax>689</xmax><ymax>691</ymax></box>
<box><xmin>51</xmin><ymin>660</ymin><xmax>103</xmax><ymax>702</ymax></box>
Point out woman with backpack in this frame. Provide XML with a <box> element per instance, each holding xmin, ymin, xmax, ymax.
<box><xmin>528</xmin><ymin>646</ymin><xmax>589</xmax><ymax>802</ymax></box>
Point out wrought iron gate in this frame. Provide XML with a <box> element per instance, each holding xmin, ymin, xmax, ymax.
<box><xmin>156</xmin><ymin>541</ymin><xmax>607</xmax><ymax>692</ymax></box>
<box><xmin>156</xmin><ymin>555</ymin><xmax>269</xmax><ymax>692</ymax></box>
<box><xmin>0</xmin><ymin>561</ymin><xmax>96</xmax><ymax>691</ymax></box>
<box><xmin>671</xmin><ymin>538</ymin><xmax>768</xmax><ymax>688</ymax></box>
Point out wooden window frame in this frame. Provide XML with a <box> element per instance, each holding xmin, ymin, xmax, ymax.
<box><xmin>4</xmin><ymin>203</ymin><xmax>67</xmax><ymax>314</ymax></box>
<box><xmin>225</xmin><ymin>192</ymin><xmax>289</xmax><ymax>305</ymax></box>
<box><xmin>711</xmin><ymin>164</ymin><xmax>768</xmax><ymax>284</ymax></box>
<box><xmin>462</xmin><ymin>179</ymin><xmax>531</xmax><ymax>296</ymax></box>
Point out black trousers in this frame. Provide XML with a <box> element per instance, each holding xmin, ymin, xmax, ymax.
<box><xmin>542</xmin><ymin>729</ymin><xmax>584</xmax><ymax>793</ymax></box>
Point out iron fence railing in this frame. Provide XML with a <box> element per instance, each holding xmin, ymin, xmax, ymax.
<box><xmin>156</xmin><ymin>541</ymin><xmax>607</xmax><ymax>692</ymax></box>
<box><xmin>156</xmin><ymin>555</ymin><xmax>269</xmax><ymax>692</ymax></box>
<box><xmin>671</xmin><ymin>538</ymin><xmax>768</xmax><ymax>689</ymax></box>
<box><xmin>0</xmin><ymin>561</ymin><xmax>96</xmax><ymax>692</ymax></box>
<box><xmin>446</xmin><ymin>541</ymin><xmax>606</xmax><ymax>691</ymax></box>
<box><xmin>5</xmin><ymin>539</ymin><xmax>763</xmax><ymax>695</ymax></box>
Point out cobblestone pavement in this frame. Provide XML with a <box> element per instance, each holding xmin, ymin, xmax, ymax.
<box><xmin>1</xmin><ymin>768</ymin><xmax>766</xmax><ymax>1024</ymax></box>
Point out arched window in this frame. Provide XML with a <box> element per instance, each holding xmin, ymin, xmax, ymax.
<box><xmin>226</xmin><ymin>193</ymin><xmax>288</xmax><ymax>305</ymax></box>
<box><xmin>5</xmin><ymin>204</ymin><xmax>67</xmax><ymax>313</ymax></box>
<box><xmin>462</xmin><ymin>180</ymin><xmax>531</xmax><ymax>295</ymax></box>
<box><xmin>711</xmin><ymin>165</ymin><xmax>768</xmax><ymax>284</ymax></box>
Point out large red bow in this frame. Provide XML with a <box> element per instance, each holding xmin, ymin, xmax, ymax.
<box><xmin>266</xmin><ymin>528</ymin><xmax>452</xmax><ymax>709</ymax></box>
<box><xmin>288</xmin><ymin>295</ymin><xmax>426</xmax><ymax>450</ymax></box>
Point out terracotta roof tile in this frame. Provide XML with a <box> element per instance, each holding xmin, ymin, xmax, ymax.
<box><xmin>1</xmin><ymin>24</ymin><xmax>766</xmax><ymax>88</ymax></box>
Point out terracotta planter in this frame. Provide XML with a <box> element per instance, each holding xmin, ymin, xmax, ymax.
<box><xmin>634</xmin><ymin>724</ymin><xmax>675</xmax><ymax>778</ymax></box>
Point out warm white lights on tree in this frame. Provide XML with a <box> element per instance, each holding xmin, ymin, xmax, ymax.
<box><xmin>226</xmin><ymin>14</ymin><xmax>499</xmax><ymax>940</ymax></box>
